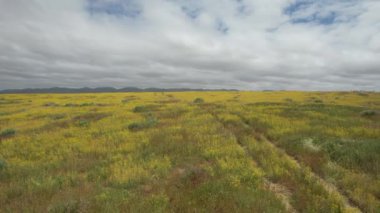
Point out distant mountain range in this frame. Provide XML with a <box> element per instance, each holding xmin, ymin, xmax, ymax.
<box><xmin>0</xmin><ymin>87</ymin><xmax>238</xmax><ymax>94</ymax></box>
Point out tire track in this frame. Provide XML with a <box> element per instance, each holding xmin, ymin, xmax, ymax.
<box><xmin>199</xmin><ymin>103</ymin><xmax>361</xmax><ymax>212</ymax></box>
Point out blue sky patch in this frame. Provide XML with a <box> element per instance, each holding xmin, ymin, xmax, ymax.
<box><xmin>235</xmin><ymin>0</ymin><xmax>252</xmax><ymax>16</ymax></box>
<box><xmin>284</xmin><ymin>0</ymin><xmax>313</xmax><ymax>16</ymax></box>
<box><xmin>283</xmin><ymin>0</ymin><xmax>360</xmax><ymax>26</ymax></box>
<box><xmin>181</xmin><ymin>6</ymin><xmax>201</xmax><ymax>19</ymax></box>
<box><xmin>86</xmin><ymin>0</ymin><xmax>142</xmax><ymax>18</ymax></box>
<box><xmin>216</xmin><ymin>19</ymin><xmax>229</xmax><ymax>34</ymax></box>
<box><xmin>292</xmin><ymin>11</ymin><xmax>337</xmax><ymax>25</ymax></box>
<box><xmin>284</xmin><ymin>0</ymin><xmax>338</xmax><ymax>25</ymax></box>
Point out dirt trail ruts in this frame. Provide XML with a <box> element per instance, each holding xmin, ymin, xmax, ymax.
<box><xmin>199</xmin><ymin>104</ymin><xmax>361</xmax><ymax>213</ymax></box>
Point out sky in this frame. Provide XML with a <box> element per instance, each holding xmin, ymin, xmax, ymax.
<box><xmin>0</xmin><ymin>0</ymin><xmax>379</xmax><ymax>90</ymax></box>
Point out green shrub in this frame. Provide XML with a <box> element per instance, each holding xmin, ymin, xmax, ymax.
<box><xmin>121</xmin><ymin>99</ymin><xmax>130</xmax><ymax>104</ymax></box>
<box><xmin>48</xmin><ymin>200</ymin><xmax>80</xmax><ymax>213</ymax></box>
<box><xmin>360</xmin><ymin>110</ymin><xmax>376</xmax><ymax>117</ymax></box>
<box><xmin>0</xmin><ymin>129</ymin><xmax>16</xmax><ymax>138</ymax></box>
<box><xmin>128</xmin><ymin>117</ymin><xmax>158</xmax><ymax>131</ymax></box>
<box><xmin>133</xmin><ymin>105</ymin><xmax>160</xmax><ymax>113</ymax></box>
<box><xmin>43</xmin><ymin>102</ymin><xmax>58</xmax><ymax>107</ymax></box>
<box><xmin>356</xmin><ymin>92</ymin><xmax>369</xmax><ymax>96</ymax></box>
<box><xmin>64</xmin><ymin>103</ymin><xmax>78</xmax><ymax>107</ymax></box>
<box><xmin>0</xmin><ymin>112</ymin><xmax>10</xmax><ymax>116</ymax></box>
<box><xmin>307</xmin><ymin>97</ymin><xmax>323</xmax><ymax>104</ymax></box>
<box><xmin>72</xmin><ymin>113</ymin><xmax>110</xmax><ymax>123</ymax></box>
<box><xmin>122</xmin><ymin>96</ymin><xmax>137</xmax><ymax>103</ymax></box>
<box><xmin>128</xmin><ymin>122</ymin><xmax>145</xmax><ymax>131</ymax></box>
<box><xmin>193</xmin><ymin>98</ymin><xmax>204</xmax><ymax>104</ymax></box>
<box><xmin>133</xmin><ymin>106</ymin><xmax>147</xmax><ymax>113</ymax></box>
<box><xmin>50</xmin><ymin>113</ymin><xmax>66</xmax><ymax>120</ymax></box>
<box><xmin>80</xmin><ymin>102</ymin><xmax>94</xmax><ymax>107</ymax></box>
<box><xmin>78</xmin><ymin>120</ymin><xmax>89</xmax><ymax>127</ymax></box>
<box><xmin>0</xmin><ymin>158</ymin><xmax>7</xmax><ymax>171</ymax></box>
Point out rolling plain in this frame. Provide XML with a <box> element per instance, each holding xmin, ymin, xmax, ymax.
<box><xmin>0</xmin><ymin>91</ymin><xmax>379</xmax><ymax>212</ymax></box>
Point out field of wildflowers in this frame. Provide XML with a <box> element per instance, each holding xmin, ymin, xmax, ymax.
<box><xmin>0</xmin><ymin>91</ymin><xmax>379</xmax><ymax>212</ymax></box>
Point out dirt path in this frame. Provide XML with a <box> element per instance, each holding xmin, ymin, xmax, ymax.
<box><xmin>200</xmin><ymin>104</ymin><xmax>361</xmax><ymax>212</ymax></box>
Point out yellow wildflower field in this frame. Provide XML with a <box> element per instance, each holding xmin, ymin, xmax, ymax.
<box><xmin>0</xmin><ymin>91</ymin><xmax>379</xmax><ymax>212</ymax></box>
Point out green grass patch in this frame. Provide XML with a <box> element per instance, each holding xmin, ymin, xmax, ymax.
<box><xmin>0</xmin><ymin>128</ymin><xmax>16</xmax><ymax>138</ymax></box>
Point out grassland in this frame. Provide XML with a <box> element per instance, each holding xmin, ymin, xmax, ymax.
<box><xmin>0</xmin><ymin>91</ymin><xmax>379</xmax><ymax>212</ymax></box>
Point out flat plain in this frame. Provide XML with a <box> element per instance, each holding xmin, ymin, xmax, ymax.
<box><xmin>0</xmin><ymin>91</ymin><xmax>379</xmax><ymax>212</ymax></box>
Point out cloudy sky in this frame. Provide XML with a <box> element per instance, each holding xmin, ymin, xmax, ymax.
<box><xmin>0</xmin><ymin>0</ymin><xmax>379</xmax><ymax>90</ymax></box>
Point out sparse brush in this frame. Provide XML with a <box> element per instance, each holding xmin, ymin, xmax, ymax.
<box><xmin>356</xmin><ymin>92</ymin><xmax>369</xmax><ymax>96</ymax></box>
<box><xmin>64</xmin><ymin>103</ymin><xmax>78</xmax><ymax>107</ymax></box>
<box><xmin>133</xmin><ymin>105</ymin><xmax>148</xmax><ymax>113</ymax></box>
<box><xmin>128</xmin><ymin>116</ymin><xmax>158</xmax><ymax>131</ymax></box>
<box><xmin>133</xmin><ymin>105</ymin><xmax>160</xmax><ymax>113</ymax></box>
<box><xmin>43</xmin><ymin>102</ymin><xmax>58</xmax><ymax>107</ymax></box>
<box><xmin>0</xmin><ymin>128</ymin><xmax>16</xmax><ymax>138</ymax></box>
<box><xmin>78</xmin><ymin>120</ymin><xmax>89</xmax><ymax>127</ymax></box>
<box><xmin>360</xmin><ymin>110</ymin><xmax>376</xmax><ymax>117</ymax></box>
<box><xmin>0</xmin><ymin>158</ymin><xmax>7</xmax><ymax>171</ymax></box>
<box><xmin>193</xmin><ymin>98</ymin><xmax>204</xmax><ymax>104</ymax></box>
<box><xmin>47</xmin><ymin>200</ymin><xmax>80</xmax><ymax>213</ymax></box>
<box><xmin>80</xmin><ymin>102</ymin><xmax>94</xmax><ymax>107</ymax></box>
<box><xmin>50</xmin><ymin>113</ymin><xmax>66</xmax><ymax>120</ymax></box>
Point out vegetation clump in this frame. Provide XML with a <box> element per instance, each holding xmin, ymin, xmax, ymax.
<box><xmin>0</xmin><ymin>128</ymin><xmax>16</xmax><ymax>138</ymax></box>
<box><xmin>78</xmin><ymin>120</ymin><xmax>90</xmax><ymax>127</ymax></box>
<box><xmin>128</xmin><ymin>116</ymin><xmax>158</xmax><ymax>131</ymax></box>
<box><xmin>193</xmin><ymin>98</ymin><xmax>204</xmax><ymax>104</ymax></box>
<box><xmin>307</xmin><ymin>97</ymin><xmax>324</xmax><ymax>104</ymax></box>
<box><xmin>47</xmin><ymin>200</ymin><xmax>80</xmax><ymax>213</ymax></box>
<box><xmin>122</xmin><ymin>96</ymin><xmax>137</xmax><ymax>103</ymax></box>
<box><xmin>64</xmin><ymin>103</ymin><xmax>78</xmax><ymax>107</ymax></box>
<box><xmin>50</xmin><ymin>113</ymin><xmax>66</xmax><ymax>120</ymax></box>
<box><xmin>0</xmin><ymin>158</ymin><xmax>7</xmax><ymax>171</ymax></box>
<box><xmin>360</xmin><ymin>110</ymin><xmax>376</xmax><ymax>117</ymax></box>
<box><xmin>43</xmin><ymin>102</ymin><xmax>58</xmax><ymax>107</ymax></box>
<box><xmin>80</xmin><ymin>102</ymin><xmax>94</xmax><ymax>107</ymax></box>
<box><xmin>73</xmin><ymin>112</ymin><xmax>110</xmax><ymax>122</ymax></box>
<box><xmin>355</xmin><ymin>91</ymin><xmax>369</xmax><ymax>96</ymax></box>
<box><xmin>133</xmin><ymin>105</ymin><xmax>148</xmax><ymax>113</ymax></box>
<box><xmin>133</xmin><ymin>105</ymin><xmax>159</xmax><ymax>113</ymax></box>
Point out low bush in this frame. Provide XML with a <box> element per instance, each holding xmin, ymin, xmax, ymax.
<box><xmin>122</xmin><ymin>96</ymin><xmax>137</xmax><ymax>103</ymax></box>
<box><xmin>78</xmin><ymin>120</ymin><xmax>90</xmax><ymax>127</ymax></box>
<box><xmin>128</xmin><ymin>122</ymin><xmax>145</xmax><ymax>131</ymax></box>
<box><xmin>360</xmin><ymin>110</ymin><xmax>376</xmax><ymax>117</ymax></box>
<box><xmin>193</xmin><ymin>98</ymin><xmax>204</xmax><ymax>104</ymax></box>
<box><xmin>64</xmin><ymin>103</ymin><xmax>78</xmax><ymax>107</ymax></box>
<box><xmin>43</xmin><ymin>102</ymin><xmax>58</xmax><ymax>107</ymax></box>
<box><xmin>0</xmin><ymin>129</ymin><xmax>16</xmax><ymax>138</ymax></box>
<box><xmin>0</xmin><ymin>158</ymin><xmax>7</xmax><ymax>171</ymax></box>
<box><xmin>307</xmin><ymin>97</ymin><xmax>323</xmax><ymax>104</ymax></box>
<box><xmin>133</xmin><ymin>106</ymin><xmax>148</xmax><ymax>113</ymax></box>
<box><xmin>128</xmin><ymin>117</ymin><xmax>158</xmax><ymax>131</ymax></box>
<box><xmin>73</xmin><ymin>112</ymin><xmax>110</xmax><ymax>122</ymax></box>
<box><xmin>80</xmin><ymin>102</ymin><xmax>94</xmax><ymax>107</ymax></box>
<box><xmin>50</xmin><ymin>113</ymin><xmax>66</xmax><ymax>120</ymax></box>
<box><xmin>48</xmin><ymin>200</ymin><xmax>80</xmax><ymax>213</ymax></box>
<box><xmin>133</xmin><ymin>105</ymin><xmax>160</xmax><ymax>113</ymax></box>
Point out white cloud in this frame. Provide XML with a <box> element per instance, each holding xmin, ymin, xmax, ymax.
<box><xmin>0</xmin><ymin>0</ymin><xmax>379</xmax><ymax>90</ymax></box>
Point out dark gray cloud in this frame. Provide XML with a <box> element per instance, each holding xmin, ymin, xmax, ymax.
<box><xmin>0</xmin><ymin>0</ymin><xmax>379</xmax><ymax>90</ymax></box>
